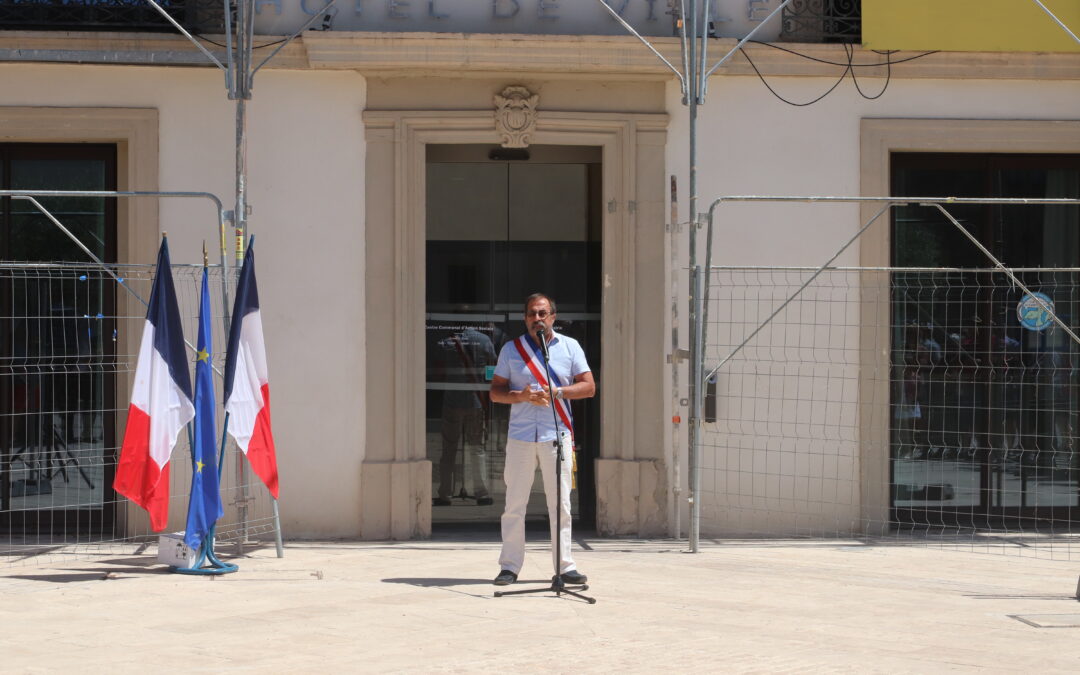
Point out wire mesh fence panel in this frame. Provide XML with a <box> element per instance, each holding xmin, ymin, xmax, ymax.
<box><xmin>700</xmin><ymin>265</ymin><xmax>1080</xmax><ymax>560</ymax></box>
<box><xmin>1</xmin><ymin>262</ymin><xmax>276</xmax><ymax>567</ymax></box>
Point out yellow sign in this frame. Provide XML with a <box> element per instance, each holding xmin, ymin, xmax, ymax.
<box><xmin>863</xmin><ymin>0</ymin><xmax>1080</xmax><ymax>53</ymax></box>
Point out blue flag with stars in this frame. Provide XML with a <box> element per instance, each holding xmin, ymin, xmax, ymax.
<box><xmin>184</xmin><ymin>267</ymin><xmax>224</xmax><ymax>552</ymax></box>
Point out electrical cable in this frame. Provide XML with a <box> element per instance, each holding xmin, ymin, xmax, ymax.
<box><xmin>739</xmin><ymin>45</ymin><xmax>851</xmax><ymax>107</ymax></box>
<box><xmin>739</xmin><ymin>41</ymin><xmax>938</xmax><ymax>107</ymax></box>
<box><xmin>747</xmin><ymin>40</ymin><xmax>939</xmax><ymax>67</ymax></box>
<box><xmin>192</xmin><ymin>34</ymin><xmax>289</xmax><ymax>49</ymax></box>
<box><xmin>847</xmin><ymin>43</ymin><xmax>890</xmax><ymax>100</ymax></box>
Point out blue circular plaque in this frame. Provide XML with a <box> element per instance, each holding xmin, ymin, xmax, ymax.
<box><xmin>1017</xmin><ymin>292</ymin><xmax>1055</xmax><ymax>331</ymax></box>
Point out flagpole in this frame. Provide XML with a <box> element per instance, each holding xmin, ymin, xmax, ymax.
<box><xmin>242</xmin><ymin>234</ymin><xmax>284</xmax><ymax>559</ymax></box>
<box><xmin>235</xmin><ymin>234</ymin><xmax>251</xmax><ymax>556</ymax></box>
<box><xmin>224</xmin><ymin>235</ymin><xmax>284</xmax><ymax>558</ymax></box>
<box><xmin>205</xmin><ymin>246</ymin><xmax>238</xmax><ymax>572</ymax></box>
<box><xmin>271</xmin><ymin>499</ymin><xmax>284</xmax><ymax>558</ymax></box>
<box><xmin>174</xmin><ymin>252</ymin><xmax>237</xmax><ymax>575</ymax></box>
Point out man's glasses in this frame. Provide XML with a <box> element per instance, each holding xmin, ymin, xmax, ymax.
<box><xmin>527</xmin><ymin>310</ymin><xmax>552</xmax><ymax>318</ymax></box>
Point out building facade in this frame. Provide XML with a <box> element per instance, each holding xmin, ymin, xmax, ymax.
<box><xmin>0</xmin><ymin>0</ymin><xmax>1078</xmax><ymax>543</ymax></box>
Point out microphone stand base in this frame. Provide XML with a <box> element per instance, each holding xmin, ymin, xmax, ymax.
<box><xmin>494</xmin><ymin>575</ymin><xmax>597</xmax><ymax>604</ymax></box>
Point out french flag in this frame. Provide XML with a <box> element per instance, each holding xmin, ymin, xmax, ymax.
<box><xmin>114</xmin><ymin>238</ymin><xmax>194</xmax><ymax>532</ymax></box>
<box><xmin>224</xmin><ymin>239</ymin><xmax>279</xmax><ymax>498</ymax></box>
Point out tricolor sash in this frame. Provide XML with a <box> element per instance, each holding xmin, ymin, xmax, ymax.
<box><xmin>513</xmin><ymin>334</ymin><xmax>574</xmax><ymax>440</ymax></box>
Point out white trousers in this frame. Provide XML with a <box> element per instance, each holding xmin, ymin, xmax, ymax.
<box><xmin>498</xmin><ymin>433</ymin><xmax>576</xmax><ymax>575</ymax></box>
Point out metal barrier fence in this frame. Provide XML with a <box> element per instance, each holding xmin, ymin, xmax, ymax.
<box><xmin>1</xmin><ymin>261</ymin><xmax>277</xmax><ymax>566</ymax></box>
<box><xmin>690</xmin><ymin>197</ymin><xmax>1080</xmax><ymax>561</ymax></box>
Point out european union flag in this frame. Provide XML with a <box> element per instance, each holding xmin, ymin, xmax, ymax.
<box><xmin>184</xmin><ymin>266</ymin><xmax>224</xmax><ymax>552</ymax></box>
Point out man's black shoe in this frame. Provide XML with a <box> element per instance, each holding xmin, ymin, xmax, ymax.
<box><xmin>476</xmin><ymin>496</ymin><xmax>494</xmax><ymax>506</ymax></box>
<box><xmin>560</xmin><ymin>570</ymin><xmax>588</xmax><ymax>585</ymax></box>
<box><xmin>493</xmin><ymin>570</ymin><xmax>517</xmax><ymax>586</ymax></box>
<box><xmin>432</xmin><ymin>497</ymin><xmax>452</xmax><ymax>506</ymax></box>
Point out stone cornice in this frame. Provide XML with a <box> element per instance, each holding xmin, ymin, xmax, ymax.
<box><xmin>305</xmin><ymin>32</ymin><xmax>1080</xmax><ymax>80</ymax></box>
<box><xmin>0</xmin><ymin>30</ymin><xmax>1076</xmax><ymax>81</ymax></box>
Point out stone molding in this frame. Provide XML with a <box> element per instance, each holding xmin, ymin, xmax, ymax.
<box><xmin>494</xmin><ymin>85</ymin><xmax>538</xmax><ymax>148</ymax></box>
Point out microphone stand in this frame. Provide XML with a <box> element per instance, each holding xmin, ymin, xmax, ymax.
<box><xmin>495</xmin><ymin>327</ymin><xmax>596</xmax><ymax>604</ymax></box>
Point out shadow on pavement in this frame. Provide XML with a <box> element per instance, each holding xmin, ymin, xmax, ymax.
<box><xmin>6</xmin><ymin>566</ymin><xmax>172</xmax><ymax>583</ymax></box>
<box><xmin>382</xmin><ymin>576</ymin><xmax>493</xmax><ymax>587</ymax></box>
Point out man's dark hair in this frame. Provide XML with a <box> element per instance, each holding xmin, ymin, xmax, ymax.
<box><xmin>524</xmin><ymin>293</ymin><xmax>557</xmax><ymax>315</ymax></box>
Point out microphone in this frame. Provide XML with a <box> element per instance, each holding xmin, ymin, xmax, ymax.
<box><xmin>535</xmin><ymin>325</ymin><xmax>549</xmax><ymax>357</ymax></box>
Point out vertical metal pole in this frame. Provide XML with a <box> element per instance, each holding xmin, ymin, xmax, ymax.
<box><xmin>670</xmin><ymin>176</ymin><xmax>682</xmax><ymax>539</ymax></box>
<box><xmin>687</xmin><ymin>0</ymin><xmax>698</xmax><ymax>225</ymax></box>
<box><xmin>689</xmin><ymin>265</ymin><xmax>703</xmax><ymax>552</ymax></box>
<box><xmin>686</xmin><ymin>0</ymin><xmax>703</xmax><ymax>553</ymax></box>
<box><xmin>226</xmin><ymin>0</ymin><xmax>283</xmax><ymax>558</ymax></box>
<box><xmin>233</xmin><ymin>0</ymin><xmax>251</xmax><ymax>557</ymax></box>
<box><xmin>236</xmin><ymin>100</ymin><xmax>247</xmax><ymax>242</ymax></box>
<box><xmin>215</xmin><ymin>211</ymin><xmax>233</xmax><ymax>559</ymax></box>
<box><xmin>234</xmin><ymin>107</ymin><xmax>250</xmax><ymax>556</ymax></box>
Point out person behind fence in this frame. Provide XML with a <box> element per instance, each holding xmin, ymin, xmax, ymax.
<box><xmin>1037</xmin><ymin>321</ymin><xmax>1076</xmax><ymax>466</ymax></box>
<box><xmin>489</xmin><ymin>293</ymin><xmax>595</xmax><ymax>587</ymax></box>
<box><xmin>895</xmin><ymin>322</ymin><xmax>924</xmax><ymax>458</ymax></box>
<box><xmin>434</xmin><ymin>325</ymin><xmax>496</xmax><ymax>506</ymax></box>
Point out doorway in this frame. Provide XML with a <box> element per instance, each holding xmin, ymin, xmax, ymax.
<box><xmin>890</xmin><ymin>152</ymin><xmax>1079</xmax><ymax>529</ymax></box>
<box><xmin>0</xmin><ymin>143</ymin><xmax>118</xmax><ymax>534</ymax></box>
<box><xmin>425</xmin><ymin>144</ymin><xmax>602</xmax><ymax>530</ymax></box>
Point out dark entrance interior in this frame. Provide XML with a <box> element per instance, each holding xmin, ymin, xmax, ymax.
<box><xmin>425</xmin><ymin>144</ymin><xmax>602</xmax><ymax>531</ymax></box>
<box><xmin>890</xmin><ymin>152</ymin><xmax>1079</xmax><ymax>530</ymax></box>
<box><xmin>0</xmin><ymin>143</ymin><xmax>118</xmax><ymax>534</ymax></box>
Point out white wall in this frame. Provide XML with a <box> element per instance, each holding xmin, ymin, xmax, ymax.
<box><xmin>0</xmin><ymin>64</ymin><xmax>368</xmax><ymax>537</ymax></box>
<box><xmin>242</xmin><ymin>70</ymin><xmax>368</xmax><ymax>537</ymax></box>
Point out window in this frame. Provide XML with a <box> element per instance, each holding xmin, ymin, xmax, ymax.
<box><xmin>1</xmin><ymin>144</ymin><xmax>118</xmax><ymax>533</ymax></box>
<box><xmin>890</xmin><ymin>153</ymin><xmax>1079</xmax><ymax>527</ymax></box>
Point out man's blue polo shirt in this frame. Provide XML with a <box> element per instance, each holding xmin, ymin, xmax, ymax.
<box><xmin>494</xmin><ymin>332</ymin><xmax>591</xmax><ymax>442</ymax></box>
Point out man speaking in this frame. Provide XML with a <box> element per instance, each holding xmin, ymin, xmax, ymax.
<box><xmin>489</xmin><ymin>293</ymin><xmax>595</xmax><ymax>586</ymax></box>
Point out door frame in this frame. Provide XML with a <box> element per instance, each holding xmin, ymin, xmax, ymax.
<box><xmin>361</xmin><ymin>108</ymin><xmax>669</xmax><ymax>539</ymax></box>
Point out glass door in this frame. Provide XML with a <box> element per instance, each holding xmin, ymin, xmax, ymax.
<box><xmin>891</xmin><ymin>153</ymin><xmax>1079</xmax><ymax>530</ymax></box>
<box><xmin>0</xmin><ymin>144</ymin><xmax>117</xmax><ymax>534</ymax></box>
<box><xmin>425</xmin><ymin>145</ymin><xmax>602</xmax><ymax>529</ymax></box>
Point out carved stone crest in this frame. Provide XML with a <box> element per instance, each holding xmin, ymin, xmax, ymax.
<box><xmin>494</xmin><ymin>86</ymin><xmax>539</xmax><ymax>149</ymax></box>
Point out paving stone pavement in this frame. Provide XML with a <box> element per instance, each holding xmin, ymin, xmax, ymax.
<box><xmin>2</xmin><ymin>535</ymin><xmax>1080</xmax><ymax>673</ymax></box>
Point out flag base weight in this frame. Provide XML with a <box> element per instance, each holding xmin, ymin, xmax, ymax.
<box><xmin>157</xmin><ymin>532</ymin><xmax>199</xmax><ymax>568</ymax></box>
<box><xmin>164</xmin><ymin>529</ymin><xmax>239</xmax><ymax>576</ymax></box>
